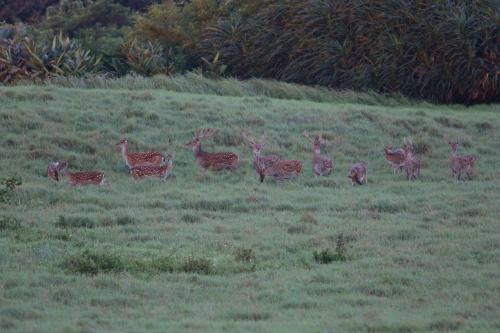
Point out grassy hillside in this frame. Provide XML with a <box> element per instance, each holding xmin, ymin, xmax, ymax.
<box><xmin>0</xmin><ymin>82</ymin><xmax>499</xmax><ymax>333</ymax></box>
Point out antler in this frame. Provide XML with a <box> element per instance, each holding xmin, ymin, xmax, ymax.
<box><xmin>259</xmin><ymin>133</ymin><xmax>267</xmax><ymax>144</ymax></box>
<box><xmin>196</xmin><ymin>128</ymin><xmax>217</xmax><ymax>139</ymax></box>
<box><xmin>241</xmin><ymin>130</ymin><xmax>256</xmax><ymax>145</ymax></box>
<box><xmin>303</xmin><ymin>131</ymin><xmax>313</xmax><ymax>143</ymax></box>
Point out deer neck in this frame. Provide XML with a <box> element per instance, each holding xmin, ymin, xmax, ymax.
<box><xmin>193</xmin><ymin>143</ymin><xmax>203</xmax><ymax>158</ymax></box>
<box><xmin>313</xmin><ymin>147</ymin><xmax>321</xmax><ymax>158</ymax></box>
<box><xmin>253</xmin><ymin>150</ymin><xmax>261</xmax><ymax>163</ymax></box>
<box><xmin>121</xmin><ymin>143</ymin><xmax>129</xmax><ymax>159</ymax></box>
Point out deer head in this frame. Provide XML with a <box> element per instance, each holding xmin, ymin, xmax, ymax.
<box><xmin>185</xmin><ymin>128</ymin><xmax>217</xmax><ymax>148</ymax></box>
<box><xmin>303</xmin><ymin>131</ymin><xmax>325</xmax><ymax>149</ymax></box>
<box><xmin>116</xmin><ymin>138</ymin><xmax>128</xmax><ymax>151</ymax></box>
<box><xmin>241</xmin><ymin>130</ymin><xmax>267</xmax><ymax>155</ymax></box>
<box><xmin>444</xmin><ymin>134</ymin><xmax>458</xmax><ymax>154</ymax></box>
<box><xmin>403</xmin><ymin>137</ymin><xmax>414</xmax><ymax>153</ymax></box>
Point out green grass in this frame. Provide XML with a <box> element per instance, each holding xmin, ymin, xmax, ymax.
<box><xmin>0</xmin><ymin>81</ymin><xmax>499</xmax><ymax>332</ymax></box>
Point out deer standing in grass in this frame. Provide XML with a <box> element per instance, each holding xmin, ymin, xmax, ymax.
<box><xmin>241</xmin><ymin>130</ymin><xmax>280</xmax><ymax>177</ymax></box>
<box><xmin>185</xmin><ymin>128</ymin><xmax>239</xmax><ymax>171</ymax></box>
<box><xmin>57</xmin><ymin>161</ymin><xmax>109</xmax><ymax>186</ymax></box>
<box><xmin>47</xmin><ymin>160</ymin><xmax>64</xmax><ymax>181</ymax></box>
<box><xmin>383</xmin><ymin>137</ymin><xmax>414</xmax><ymax>174</ymax></box>
<box><xmin>402</xmin><ymin>137</ymin><xmax>421</xmax><ymax>181</ymax></box>
<box><xmin>303</xmin><ymin>131</ymin><xmax>333</xmax><ymax>176</ymax></box>
<box><xmin>348</xmin><ymin>162</ymin><xmax>367</xmax><ymax>186</ymax></box>
<box><xmin>445</xmin><ymin>136</ymin><xmax>475</xmax><ymax>180</ymax></box>
<box><xmin>130</xmin><ymin>154</ymin><xmax>174</xmax><ymax>181</ymax></box>
<box><xmin>254</xmin><ymin>135</ymin><xmax>301</xmax><ymax>182</ymax></box>
<box><xmin>116</xmin><ymin>138</ymin><xmax>165</xmax><ymax>169</ymax></box>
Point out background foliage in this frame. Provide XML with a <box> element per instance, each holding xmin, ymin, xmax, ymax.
<box><xmin>0</xmin><ymin>0</ymin><xmax>499</xmax><ymax>104</ymax></box>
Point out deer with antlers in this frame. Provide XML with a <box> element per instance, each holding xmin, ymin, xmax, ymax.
<box><xmin>130</xmin><ymin>154</ymin><xmax>174</xmax><ymax>181</ymax></box>
<box><xmin>445</xmin><ymin>135</ymin><xmax>475</xmax><ymax>180</ymax></box>
<box><xmin>185</xmin><ymin>128</ymin><xmax>239</xmax><ymax>171</ymax></box>
<box><xmin>241</xmin><ymin>130</ymin><xmax>280</xmax><ymax>177</ymax></box>
<box><xmin>116</xmin><ymin>138</ymin><xmax>165</xmax><ymax>169</ymax></box>
<box><xmin>303</xmin><ymin>131</ymin><xmax>333</xmax><ymax>176</ymax></box>
<box><xmin>56</xmin><ymin>161</ymin><xmax>109</xmax><ymax>186</ymax></box>
<box><xmin>348</xmin><ymin>162</ymin><xmax>367</xmax><ymax>186</ymax></box>
<box><xmin>383</xmin><ymin>137</ymin><xmax>414</xmax><ymax>174</ymax></box>
<box><xmin>47</xmin><ymin>160</ymin><xmax>64</xmax><ymax>182</ymax></box>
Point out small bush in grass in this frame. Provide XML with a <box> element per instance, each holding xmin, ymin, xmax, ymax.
<box><xmin>152</xmin><ymin>256</ymin><xmax>175</xmax><ymax>273</ymax></box>
<box><xmin>0</xmin><ymin>216</ymin><xmax>21</xmax><ymax>231</ymax></box>
<box><xmin>65</xmin><ymin>249</ymin><xmax>124</xmax><ymax>275</ymax></box>
<box><xmin>56</xmin><ymin>216</ymin><xmax>96</xmax><ymax>228</ymax></box>
<box><xmin>115</xmin><ymin>215</ymin><xmax>136</xmax><ymax>226</ymax></box>
<box><xmin>234</xmin><ymin>247</ymin><xmax>255</xmax><ymax>263</ymax></box>
<box><xmin>0</xmin><ymin>176</ymin><xmax>22</xmax><ymax>203</ymax></box>
<box><xmin>181</xmin><ymin>213</ymin><xmax>201</xmax><ymax>223</ymax></box>
<box><xmin>178</xmin><ymin>255</ymin><xmax>213</xmax><ymax>274</ymax></box>
<box><xmin>313</xmin><ymin>234</ymin><xmax>347</xmax><ymax>264</ymax></box>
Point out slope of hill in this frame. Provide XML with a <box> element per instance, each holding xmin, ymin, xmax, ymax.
<box><xmin>0</xmin><ymin>81</ymin><xmax>499</xmax><ymax>332</ymax></box>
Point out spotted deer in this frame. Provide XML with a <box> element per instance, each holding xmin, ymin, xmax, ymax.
<box><xmin>116</xmin><ymin>138</ymin><xmax>165</xmax><ymax>169</ymax></box>
<box><xmin>259</xmin><ymin>159</ymin><xmax>302</xmax><ymax>182</ymax></box>
<box><xmin>185</xmin><ymin>128</ymin><xmax>239</xmax><ymax>171</ymax></box>
<box><xmin>47</xmin><ymin>160</ymin><xmax>67</xmax><ymax>182</ymax></box>
<box><xmin>383</xmin><ymin>137</ymin><xmax>413</xmax><ymax>174</ymax></box>
<box><xmin>58</xmin><ymin>162</ymin><xmax>109</xmax><ymax>186</ymax></box>
<box><xmin>402</xmin><ymin>137</ymin><xmax>421</xmax><ymax>181</ymax></box>
<box><xmin>241</xmin><ymin>130</ymin><xmax>280</xmax><ymax>176</ymax></box>
<box><xmin>348</xmin><ymin>162</ymin><xmax>367</xmax><ymax>186</ymax></box>
<box><xmin>130</xmin><ymin>154</ymin><xmax>174</xmax><ymax>181</ymax></box>
<box><xmin>445</xmin><ymin>136</ymin><xmax>475</xmax><ymax>180</ymax></box>
<box><xmin>303</xmin><ymin>131</ymin><xmax>333</xmax><ymax>176</ymax></box>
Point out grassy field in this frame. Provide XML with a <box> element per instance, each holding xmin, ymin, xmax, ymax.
<box><xmin>0</xmin><ymin>80</ymin><xmax>499</xmax><ymax>333</ymax></box>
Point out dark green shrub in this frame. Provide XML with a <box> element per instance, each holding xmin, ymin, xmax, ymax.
<box><xmin>56</xmin><ymin>216</ymin><xmax>96</xmax><ymax>229</ymax></box>
<box><xmin>0</xmin><ymin>216</ymin><xmax>21</xmax><ymax>231</ymax></box>
<box><xmin>313</xmin><ymin>234</ymin><xmax>348</xmax><ymax>264</ymax></box>
<box><xmin>181</xmin><ymin>213</ymin><xmax>201</xmax><ymax>223</ymax></box>
<box><xmin>65</xmin><ymin>249</ymin><xmax>124</xmax><ymax>275</ymax></box>
<box><xmin>178</xmin><ymin>254</ymin><xmax>213</xmax><ymax>274</ymax></box>
<box><xmin>0</xmin><ymin>176</ymin><xmax>22</xmax><ymax>203</ymax></box>
<box><xmin>234</xmin><ymin>247</ymin><xmax>255</xmax><ymax>263</ymax></box>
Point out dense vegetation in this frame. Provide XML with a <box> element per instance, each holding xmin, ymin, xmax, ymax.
<box><xmin>1</xmin><ymin>81</ymin><xmax>499</xmax><ymax>332</ymax></box>
<box><xmin>1</xmin><ymin>0</ymin><xmax>499</xmax><ymax>104</ymax></box>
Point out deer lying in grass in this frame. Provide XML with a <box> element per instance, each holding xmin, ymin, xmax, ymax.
<box><xmin>241</xmin><ymin>130</ymin><xmax>280</xmax><ymax>177</ymax></box>
<box><xmin>402</xmin><ymin>137</ymin><xmax>421</xmax><ymax>181</ymax></box>
<box><xmin>130</xmin><ymin>154</ymin><xmax>174</xmax><ymax>181</ymax></box>
<box><xmin>57</xmin><ymin>161</ymin><xmax>109</xmax><ymax>186</ymax></box>
<box><xmin>116</xmin><ymin>138</ymin><xmax>165</xmax><ymax>169</ymax></box>
<box><xmin>47</xmin><ymin>160</ymin><xmax>64</xmax><ymax>181</ymax></box>
<box><xmin>348</xmin><ymin>162</ymin><xmax>367</xmax><ymax>186</ymax></box>
<box><xmin>185</xmin><ymin>128</ymin><xmax>239</xmax><ymax>171</ymax></box>
<box><xmin>303</xmin><ymin>131</ymin><xmax>332</xmax><ymax>176</ymax></box>
<box><xmin>445</xmin><ymin>136</ymin><xmax>475</xmax><ymax>180</ymax></box>
<box><xmin>383</xmin><ymin>137</ymin><xmax>413</xmax><ymax>174</ymax></box>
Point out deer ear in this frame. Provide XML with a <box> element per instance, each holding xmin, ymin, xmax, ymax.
<box><xmin>259</xmin><ymin>133</ymin><xmax>267</xmax><ymax>143</ymax></box>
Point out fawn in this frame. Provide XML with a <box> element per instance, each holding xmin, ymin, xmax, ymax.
<box><xmin>185</xmin><ymin>128</ymin><xmax>239</xmax><ymax>171</ymax></box>
<box><xmin>303</xmin><ymin>131</ymin><xmax>333</xmax><ymax>176</ymax></box>
<box><xmin>445</xmin><ymin>136</ymin><xmax>475</xmax><ymax>180</ymax></box>
<box><xmin>348</xmin><ymin>162</ymin><xmax>367</xmax><ymax>186</ymax></box>
<box><xmin>116</xmin><ymin>138</ymin><xmax>165</xmax><ymax>169</ymax></box>
<box><xmin>402</xmin><ymin>137</ymin><xmax>421</xmax><ymax>181</ymax></box>
<box><xmin>383</xmin><ymin>137</ymin><xmax>413</xmax><ymax>173</ymax></box>
<box><xmin>58</xmin><ymin>162</ymin><xmax>109</xmax><ymax>186</ymax></box>
<box><xmin>130</xmin><ymin>154</ymin><xmax>174</xmax><ymax>181</ymax></box>
<box><xmin>241</xmin><ymin>130</ymin><xmax>280</xmax><ymax>176</ymax></box>
<box><xmin>47</xmin><ymin>160</ymin><xmax>65</xmax><ymax>181</ymax></box>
